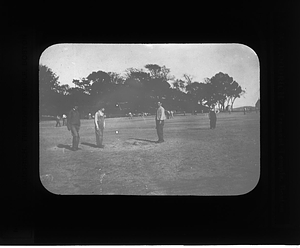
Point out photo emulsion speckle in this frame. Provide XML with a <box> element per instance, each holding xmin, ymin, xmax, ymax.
<box><xmin>39</xmin><ymin>43</ymin><xmax>260</xmax><ymax>195</ymax></box>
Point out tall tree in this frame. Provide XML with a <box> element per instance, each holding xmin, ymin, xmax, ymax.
<box><xmin>172</xmin><ymin>79</ymin><xmax>187</xmax><ymax>92</ymax></box>
<box><xmin>55</xmin><ymin>84</ymin><xmax>70</xmax><ymax>95</ymax></box>
<box><xmin>202</xmin><ymin>78</ymin><xmax>217</xmax><ymax>107</ymax></box>
<box><xmin>144</xmin><ymin>64</ymin><xmax>174</xmax><ymax>81</ymax></box>
<box><xmin>209</xmin><ymin>72</ymin><xmax>231</xmax><ymax>110</ymax></box>
<box><xmin>208</xmin><ymin>72</ymin><xmax>245</xmax><ymax>110</ymax></box>
<box><xmin>226</xmin><ymin>80</ymin><xmax>245</xmax><ymax>110</ymax></box>
<box><xmin>87</xmin><ymin>70</ymin><xmax>111</xmax><ymax>96</ymax></box>
<box><xmin>72</xmin><ymin>78</ymin><xmax>92</xmax><ymax>95</ymax></box>
<box><xmin>183</xmin><ymin>73</ymin><xmax>193</xmax><ymax>85</ymax></box>
<box><xmin>107</xmin><ymin>72</ymin><xmax>125</xmax><ymax>85</ymax></box>
<box><xmin>144</xmin><ymin>64</ymin><xmax>172</xmax><ymax>103</ymax></box>
<box><xmin>39</xmin><ymin>64</ymin><xmax>61</xmax><ymax>116</ymax></box>
<box><xmin>125</xmin><ymin>68</ymin><xmax>151</xmax><ymax>84</ymax></box>
<box><xmin>186</xmin><ymin>82</ymin><xmax>208</xmax><ymax>106</ymax></box>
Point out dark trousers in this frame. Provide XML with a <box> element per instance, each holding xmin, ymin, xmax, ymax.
<box><xmin>210</xmin><ymin>119</ymin><xmax>216</xmax><ymax>129</ymax></box>
<box><xmin>95</xmin><ymin>128</ymin><xmax>104</xmax><ymax>147</ymax></box>
<box><xmin>156</xmin><ymin>120</ymin><xmax>164</xmax><ymax>141</ymax></box>
<box><xmin>70</xmin><ymin>124</ymin><xmax>80</xmax><ymax>149</ymax></box>
<box><xmin>56</xmin><ymin>120</ymin><xmax>61</xmax><ymax>127</ymax></box>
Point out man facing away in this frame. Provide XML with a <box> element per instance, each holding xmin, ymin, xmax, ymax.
<box><xmin>94</xmin><ymin>107</ymin><xmax>105</xmax><ymax>148</ymax></box>
<box><xmin>155</xmin><ymin>101</ymin><xmax>166</xmax><ymax>143</ymax></box>
<box><xmin>67</xmin><ymin>105</ymin><xmax>81</xmax><ymax>151</ymax></box>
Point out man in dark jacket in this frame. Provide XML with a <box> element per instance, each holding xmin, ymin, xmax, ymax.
<box><xmin>209</xmin><ymin>108</ymin><xmax>217</xmax><ymax>129</ymax></box>
<box><xmin>67</xmin><ymin>105</ymin><xmax>81</xmax><ymax>151</ymax></box>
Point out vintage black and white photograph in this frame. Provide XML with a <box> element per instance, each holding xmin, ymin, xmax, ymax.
<box><xmin>39</xmin><ymin>43</ymin><xmax>260</xmax><ymax>195</ymax></box>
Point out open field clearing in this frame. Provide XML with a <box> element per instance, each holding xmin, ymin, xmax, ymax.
<box><xmin>39</xmin><ymin>112</ymin><xmax>260</xmax><ymax>195</ymax></box>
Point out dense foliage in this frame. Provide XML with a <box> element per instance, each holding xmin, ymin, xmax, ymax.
<box><xmin>39</xmin><ymin>64</ymin><xmax>245</xmax><ymax>118</ymax></box>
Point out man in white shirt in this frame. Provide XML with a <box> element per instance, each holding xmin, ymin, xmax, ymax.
<box><xmin>94</xmin><ymin>107</ymin><xmax>105</xmax><ymax>148</ymax></box>
<box><xmin>62</xmin><ymin>114</ymin><xmax>67</xmax><ymax>126</ymax></box>
<box><xmin>155</xmin><ymin>102</ymin><xmax>166</xmax><ymax>143</ymax></box>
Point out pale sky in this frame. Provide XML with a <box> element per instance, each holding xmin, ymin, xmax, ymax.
<box><xmin>39</xmin><ymin>43</ymin><xmax>260</xmax><ymax>108</ymax></box>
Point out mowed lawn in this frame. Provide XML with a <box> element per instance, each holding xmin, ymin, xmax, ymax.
<box><xmin>39</xmin><ymin>112</ymin><xmax>260</xmax><ymax>195</ymax></box>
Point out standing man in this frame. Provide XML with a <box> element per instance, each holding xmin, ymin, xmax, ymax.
<box><xmin>226</xmin><ymin>105</ymin><xmax>231</xmax><ymax>114</ymax></box>
<box><xmin>55</xmin><ymin>115</ymin><xmax>61</xmax><ymax>127</ymax></box>
<box><xmin>155</xmin><ymin>101</ymin><xmax>166</xmax><ymax>143</ymax></box>
<box><xmin>166</xmin><ymin>110</ymin><xmax>170</xmax><ymax>119</ymax></box>
<box><xmin>67</xmin><ymin>105</ymin><xmax>81</xmax><ymax>151</ymax></box>
<box><xmin>62</xmin><ymin>114</ymin><xmax>67</xmax><ymax>126</ymax></box>
<box><xmin>94</xmin><ymin>107</ymin><xmax>105</xmax><ymax>148</ymax></box>
<box><xmin>209</xmin><ymin>107</ymin><xmax>217</xmax><ymax>129</ymax></box>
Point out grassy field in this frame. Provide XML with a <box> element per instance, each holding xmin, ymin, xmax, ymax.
<box><xmin>39</xmin><ymin>112</ymin><xmax>260</xmax><ymax>195</ymax></box>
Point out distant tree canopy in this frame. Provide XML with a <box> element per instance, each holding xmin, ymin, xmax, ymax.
<box><xmin>39</xmin><ymin>63</ymin><xmax>246</xmax><ymax>117</ymax></box>
<box><xmin>39</xmin><ymin>65</ymin><xmax>69</xmax><ymax>116</ymax></box>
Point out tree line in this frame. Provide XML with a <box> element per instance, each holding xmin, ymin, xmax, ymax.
<box><xmin>39</xmin><ymin>63</ymin><xmax>245</xmax><ymax>118</ymax></box>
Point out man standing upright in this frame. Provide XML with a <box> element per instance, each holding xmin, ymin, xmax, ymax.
<box><xmin>67</xmin><ymin>105</ymin><xmax>81</xmax><ymax>151</ymax></box>
<box><xmin>62</xmin><ymin>114</ymin><xmax>67</xmax><ymax>126</ymax></box>
<box><xmin>55</xmin><ymin>115</ymin><xmax>61</xmax><ymax>127</ymax></box>
<box><xmin>209</xmin><ymin>107</ymin><xmax>217</xmax><ymax>129</ymax></box>
<box><xmin>94</xmin><ymin>107</ymin><xmax>105</xmax><ymax>148</ymax></box>
<box><xmin>155</xmin><ymin>101</ymin><xmax>166</xmax><ymax>143</ymax></box>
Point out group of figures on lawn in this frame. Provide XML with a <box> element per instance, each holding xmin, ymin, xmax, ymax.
<box><xmin>57</xmin><ymin>102</ymin><xmax>218</xmax><ymax>151</ymax></box>
<box><xmin>55</xmin><ymin>114</ymin><xmax>67</xmax><ymax>127</ymax></box>
<box><xmin>65</xmin><ymin>106</ymin><xmax>105</xmax><ymax>151</ymax></box>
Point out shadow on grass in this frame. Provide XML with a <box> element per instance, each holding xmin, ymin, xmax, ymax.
<box><xmin>187</xmin><ymin>127</ymin><xmax>210</xmax><ymax>130</ymax></box>
<box><xmin>57</xmin><ymin>144</ymin><xmax>73</xmax><ymax>151</ymax></box>
<box><xmin>81</xmin><ymin>142</ymin><xmax>99</xmax><ymax>148</ymax></box>
<box><xmin>130</xmin><ymin>138</ymin><xmax>157</xmax><ymax>143</ymax></box>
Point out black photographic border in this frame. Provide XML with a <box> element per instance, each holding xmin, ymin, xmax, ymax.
<box><xmin>3</xmin><ymin>4</ymin><xmax>300</xmax><ymax>245</ymax></box>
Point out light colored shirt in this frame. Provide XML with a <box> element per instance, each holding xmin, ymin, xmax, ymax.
<box><xmin>156</xmin><ymin>106</ymin><xmax>166</xmax><ymax>121</ymax></box>
<box><xmin>95</xmin><ymin>110</ymin><xmax>105</xmax><ymax>129</ymax></box>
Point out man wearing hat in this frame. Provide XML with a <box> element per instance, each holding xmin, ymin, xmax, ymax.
<box><xmin>155</xmin><ymin>101</ymin><xmax>166</xmax><ymax>143</ymax></box>
<box><xmin>67</xmin><ymin>105</ymin><xmax>81</xmax><ymax>151</ymax></box>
